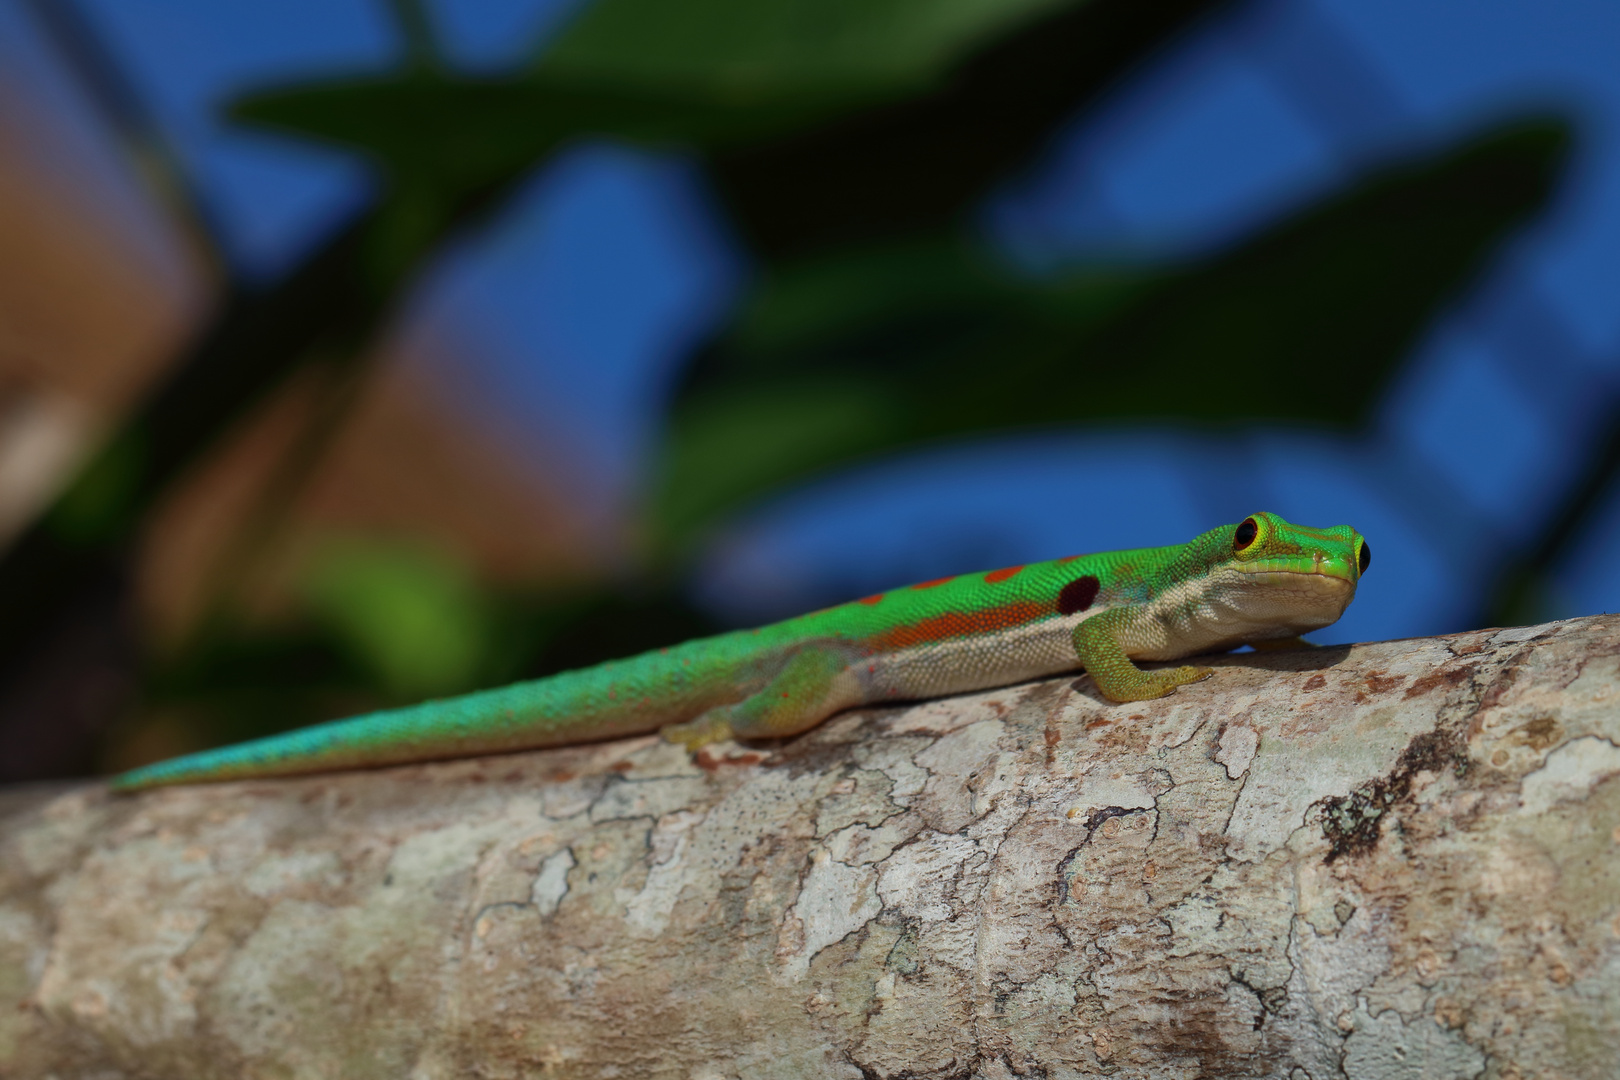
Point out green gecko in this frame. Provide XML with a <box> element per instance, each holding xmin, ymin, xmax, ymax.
<box><xmin>113</xmin><ymin>512</ymin><xmax>1368</xmax><ymax>790</ymax></box>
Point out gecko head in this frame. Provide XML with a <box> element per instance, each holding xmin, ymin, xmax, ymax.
<box><xmin>1199</xmin><ymin>511</ymin><xmax>1370</xmax><ymax>631</ymax></box>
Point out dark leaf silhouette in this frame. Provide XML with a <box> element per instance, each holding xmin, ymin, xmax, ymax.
<box><xmin>656</xmin><ymin>122</ymin><xmax>1569</xmax><ymax>548</ymax></box>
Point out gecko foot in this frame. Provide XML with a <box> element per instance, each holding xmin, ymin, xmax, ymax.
<box><xmin>1092</xmin><ymin>663</ymin><xmax>1214</xmax><ymax>703</ymax></box>
<box><xmin>660</xmin><ymin>710</ymin><xmax>735</xmax><ymax>752</ymax></box>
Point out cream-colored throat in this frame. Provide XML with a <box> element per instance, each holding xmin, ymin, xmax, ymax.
<box><xmin>1136</xmin><ymin>568</ymin><xmax>1354</xmax><ymax>660</ymax></box>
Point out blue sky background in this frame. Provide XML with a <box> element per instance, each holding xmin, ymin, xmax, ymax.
<box><xmin>20</xmin><ymin>0</ymin><xmax>1620</xmax><ymax>647</ymax></box>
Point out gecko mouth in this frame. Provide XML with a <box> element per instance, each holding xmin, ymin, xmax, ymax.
<box><xmin>1231</xmin><ymin>570</ymin><xmax>1356</xmax><ymax>624</ymax></box>
<box><xmin>1236</xmin><ymin>552</ymin><xmax>1358</xmax><ymax>588</ymax></box>
<box><xmin>1241</xmin><ymin>570</ymin><xmax>1355</xmax><ymax>593</ymax></box>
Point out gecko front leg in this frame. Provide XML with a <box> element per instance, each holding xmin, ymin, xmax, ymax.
<box><xmin>1071</xmin><ymin>607</ymin><xmax>1213</xmax><ymax>702</ymax></box>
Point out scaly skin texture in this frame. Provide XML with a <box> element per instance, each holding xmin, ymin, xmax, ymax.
<box><xmin>113</xmin><ymin>512</ymin><xmax>1368</xmax><ymax>789</ymax></box>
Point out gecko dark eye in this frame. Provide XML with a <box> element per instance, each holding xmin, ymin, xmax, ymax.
<box><xmin>1358</xmin><ymin>539</ymin><xmax>1372</xmax><ymax>574</ymax></box>
<box><xmin>1233</xmin><ymin>517</ymin><xmax>1258</xmax><ymax>551</ymax></box>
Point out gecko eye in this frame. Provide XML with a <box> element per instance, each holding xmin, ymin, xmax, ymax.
<box><xmin>1233</xmin><ymin>517</ymin><xmax>1259</xmax><ymax>551</ymax></box>
<box><xmin>1358</xmin><ymin>539</ymin><xmax>1372</xmax><ymax>574</ymax></box>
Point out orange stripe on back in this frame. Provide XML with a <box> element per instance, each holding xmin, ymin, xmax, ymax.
<box><xmin>984</xmin><ymin>565</ymin><xmax>1024</xmax><ymax>584</ymax></box>
<box><xmin>866</xmin><ymin>600</ymin><xmax>1052</xmax><ymax>651</ymax></box>
<box><xmin>911</xmin><ymin>576</ymin><xmax>956</xmax><ymax>590</ymax></box>
<box><xmin>857</xmin><ymin>594</ymin><xmax>884</xmax><ymax>606</ymax></box>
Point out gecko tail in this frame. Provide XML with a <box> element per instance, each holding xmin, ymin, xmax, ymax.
<box><xmin>109</xmin><ymin>678</ymin><xmax>610</xmax><ymax>791</ymax></box>
<box><xmin>110</xmin><ymin>708</ymin><xmax>439</xmax><ymax>790</ymax></box>
<box><xmin>110</xmin><ymin>631</ymin><xmax>767</xmax><ymax>792</ymax></box>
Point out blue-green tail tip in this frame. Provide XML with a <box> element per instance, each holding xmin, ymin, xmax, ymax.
<box><xmin>109</xmin><ymin>757</ymin><xmax>196</xmax><ymax>792</ymax></box>
<box><xmin>109</xmin><ymin>742</ymin><xmax>263</xmax><ymax>792</ymax></box>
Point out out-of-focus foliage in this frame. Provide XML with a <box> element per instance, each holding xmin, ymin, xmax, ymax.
<box><xmin>299</xmin><ymin>541</ymin><xmax>496</xmax><ymax>699</ymax></box>
<box><xmin>541</xmin><ymin>0</ymin><xmax>1071</xmax><ymax>89</ymax></box>
<box><xmin>0</xmin><ymin>0</ymin><xmax>1576</xmax><ymax>776</ymax></box>
<box><xmin>230</xmin><ymin>0</ymin><xmax>1080</xmax><ymax>280</ymax></box>
<box><xmin>657</xmin><ymin>125</ymin><xmax>1567</xmax><ymax>548</ymax></box>
<box><xmin>234</xmin><ymin>0</ymin><xmax>1566</xmax><ymax>556</ymax></box>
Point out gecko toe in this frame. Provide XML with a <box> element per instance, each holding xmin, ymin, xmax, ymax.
<box><xmin>661</xmin><ymin>711</ymin><xmax>735</xmax><ymax>752</ymax></box>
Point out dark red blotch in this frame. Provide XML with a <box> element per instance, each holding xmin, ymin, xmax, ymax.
<box><xmin>1057</xmin><ymin>575</ymin><xmax>1100</xmax><ymax>615</ymax></box>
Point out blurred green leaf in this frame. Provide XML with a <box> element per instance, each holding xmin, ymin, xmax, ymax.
<box><xmin>655</xmin><ymin>120</ymin><xmax>1570</xmax><ymax>549</ymax></box>
<box><xmin>714</xmin><ymin>235</ymin><xmax>1148</xmax><ymax>364</ymax></box>
<box><xmin>663</xmin><ymin>377</ymin><xmax>902</xmax><ymax>539</ymax></box>
<box><xmin>725</xmin><ymin>238</ymin><xmax>1027</xmax><ymax>354</ymax></box>
<box><xmin>298</xmin><ymin>539</ymin><xmax>494</xmax><ymax>698</ymax></box>
<box><xmin>541</xmin><ymin>0</ymin><xmax>1071</xmax><ymax>93</ymax></box>
<box><xmin>45</xmin><ymin>428</ymin><xmax>147</xmax><ymax>546</ymax></box>
<box><xmin>705</xmin><ymin>0</ymin><xmax>1231</xmax><ymax>257</ymax></box>
<box><xmin>230</xmin><ymin>0</ymin><xmax>1082</xmax><ymax>203</ymax></box>
<box><xmin>232</xmin><ymin>75</ymin><xmax>845</xmax><ymax>192</ymax></box>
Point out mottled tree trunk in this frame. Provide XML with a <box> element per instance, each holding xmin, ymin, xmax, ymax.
<box><xmin>4</xmin><ymin>616</ymin><xmax>1619</xmax><ymax>1078</ymax></box>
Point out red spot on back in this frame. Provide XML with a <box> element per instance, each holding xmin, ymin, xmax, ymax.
<box><xmin>984</xmin><ymin>565</ymin><xmax>1024</xmax><ymax>584</ymax></box>
<box><xmin>858</xmin><ymin>594</ymin><xmax>884</xmax><ymax>606</ymax></box>
<box><xmin>1057</xmin><ymin>554</ymin><xmax>1083</xmax><ymax>564</ymax></box>
<box><xmin>911</xmin><ymin>576</ymin><xmax>956</xmax><ymax>590</ymax></box>
<box><xmin>1057</xmin><ymin>575</ymin><xmax>1100</xmax><ymax>615</ymax></box>
<box><xmin>867</xmin><ymin>600</ymin><xmax>1051</xmax><ymax>651</ymax></box>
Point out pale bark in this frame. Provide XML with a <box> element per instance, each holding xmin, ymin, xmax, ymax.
<box><xmin>4</xmin><ymin>616</ymin><xmax>1620</xmax><ymax>1078</ymax></box>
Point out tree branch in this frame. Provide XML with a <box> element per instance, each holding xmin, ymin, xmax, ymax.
<box><xmin>5</xmin><ymin>616</ymin><xmax>1618</xmax><ymax>1076</ymax></box>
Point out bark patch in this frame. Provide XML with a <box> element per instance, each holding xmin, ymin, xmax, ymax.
<box><xmin>1317</xmin><ymin>727</ymin><xmax>1468</xmax><ymax>864</ymax></box>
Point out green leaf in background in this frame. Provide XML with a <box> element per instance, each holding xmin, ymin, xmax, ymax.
<box><xmin>298</xmin><ymin>539</ymin><xmax>495</xmax><ymax>699</ymax></box>
<box><xmin>706</xmin><ymin>0</ymin><xmax>1232</xmax><ymax>257</ymax></box>
<box><xmin>722</xmin><ymin>238</ymin><xmax>1036</xmax><ymax>357</ymax></box>
<box><xmin>1036</xmin><ymin>122</ymin><xmax>1570</xmax><ymax>428</ymax></box>
<box><xmin>44</xmin><ymin>427</ymin><xmax>148</xmax><ymax>546</ymax></box>
<box><xmin>540</xmin><ymin>0</ymin><xmax>1072</xmax><ymax>93</ymax></box>
<box><xmin>229</xmin><ymin>0</ymin><xmax>1088</xmax><ymax>205</ymax></box>
<box><xmin>654</xmin><ymin>120</ymin><xmax>1570</xmax><ymax>551</ymax></box>
<box><xmin>231</xmin><ymin>76</ymin><xmax>847</xmax><ymax>194</ymax></box>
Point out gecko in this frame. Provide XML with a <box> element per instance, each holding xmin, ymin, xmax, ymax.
<box><xmin>112</xmin><ymin>511</ymin><xmax>1368</xmax><ymax>790</ymax></box>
